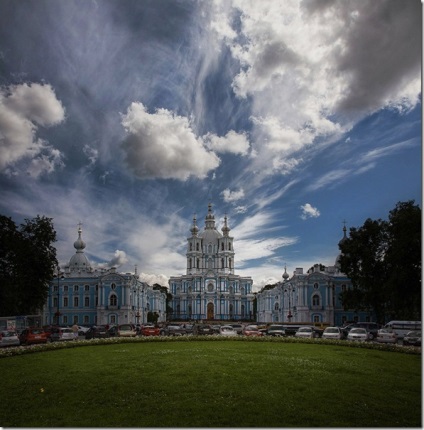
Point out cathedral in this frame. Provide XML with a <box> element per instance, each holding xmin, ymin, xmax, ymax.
<box><xmin>42</xmin><ymin>225</ymin><xmax>167</xmax><ymax>327</ymax></box>
<box><xmin>168</xmin><ymin>203</ymin><xmax>255</xmax><ymax>321</ymax></box>
<box><xmin>256</xmin><ymin>225</ymin><xmax>374</xmax><ymax>325</ymax></box>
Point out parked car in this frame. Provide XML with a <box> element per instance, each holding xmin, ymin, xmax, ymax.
<box><xmin>343</xmin><ymin>322</ymin><xmax>379</xmax><ymax>340</ymax></box>
<box><xmin>266</xmin><ymin>325</ymin><xmax>286</xmax><ymax>337</ymax></box>
<box><xmin>220</xmin><ymin>325</ymin><xmax>237</xmax><ymax>336</ymax></box>
<box><xmin>50</xmin><ymin>327</ymin><xmax>75</xmax><ymax>342</ymax></box>
<box><xmin>282</xmin><ymin>325</ymin><xmax>301</xmax><ymax>336</ymax></box>
<box><xmin>242</xmin><ymin>325</ymin><xmax>263</xmax><ymax>336</ymax></box>
<box><xmin>183</xmin><ymin>324</ymin><xmax>194</xmax><ymax>334</ymax></box>
<box><xmin>230</xmin><ymin>324</ymin><xmax>243</xmax><ymax>335</ymax></box>
<box><xmin>295</xmin><ymin>326</ymin><xmax>319</xmax><ymax>339</ymax></box>
<box><xmin>19</xmin><ymin>327</ymin><xmax>48</xmax><ymax>345</ymax></box>
<box><xmin>403</xmin><ymin>331</ymin><xmax>421</xmax><ymax>347</ymax></box>
<box><xmin>376</xmin><ymin>328</ymin><xmax>398</xmax><ymax>344</ymax></box>
<box><xmin>322</xmin><ymin>327</ymin><xmax>343</xmax><ymax>340</ymax></box>
<box><xmin>195</xmin><ymin>324</ymin><xmax>215</xmax><ymax>335</ymax></box>
<box><xmin>160</xmin><ymin>324</ymin><xmax>187</xmax><ymax>336</ymax></box>
<box><xmin>347</xmin><ymin>327</ymin><xmax>369</xmax><ymax>342</ymax></box>
<box><xmin>140</xmin><ymin>325</ymin><xmax>160</xmax><ymax>336</ymax></box>
<box><xmin>85</xmin><ymin>325</ymin><xmax>110</xmax><ymax>339</ymax></box>
<box><xmin>117</xmin><ymin>324</ymin><xmax>137</xmax><ymax>337</ymax></box>
<box><xmin>78</xmin><ymin>326</ymin><xmax>90</xmax><ymax>336</ymax></box>
<box><xmin>0</xmin><ymin>330</ymin><xmax>20</xmax><ymax>347</ymax></box>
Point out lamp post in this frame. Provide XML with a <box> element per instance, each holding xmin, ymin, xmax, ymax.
<box><xmin>54</xmin><ymin>266</ymin><xmax>61</xmax><ymax>325</ymax></box>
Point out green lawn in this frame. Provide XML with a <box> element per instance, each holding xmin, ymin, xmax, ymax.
<box><xmin>0</xmin><ymin>340</ymin><xmax>421</xmax><ymax>427</ymax></box>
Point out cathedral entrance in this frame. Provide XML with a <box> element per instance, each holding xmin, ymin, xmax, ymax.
<box><xmin>207</xmin><ymin>302</ymin><xmax>214</xmax><ymax>320</ymax></box>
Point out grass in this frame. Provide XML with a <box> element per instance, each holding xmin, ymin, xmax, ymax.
<box><xmin>0</xmin><ymin>339</ymin><xmax>421</xmax><ymax>427</ymax></box>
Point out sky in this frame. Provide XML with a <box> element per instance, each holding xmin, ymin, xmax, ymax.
<box><xmin>0</xmin><ymin>0</ymin><xmax>421</xmax><ymax>292</ymax></box>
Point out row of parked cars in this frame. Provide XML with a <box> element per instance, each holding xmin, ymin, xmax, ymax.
<box><xmin>1</xmin><ymin>322</ymin><xmax>421</xmax><ymax>347</ymax></box>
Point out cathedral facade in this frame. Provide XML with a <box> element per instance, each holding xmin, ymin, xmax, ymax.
<box><xmin>256</xmin><ymin>226</ymin><xmax>374</xmax><ymax>325</ymax></box>
<box><xmin>168</xmin><ymin>204</ymin><xmax>254</xmax><ymax>321</ymax></box>
<box><xmin>42</xmin><ymin>225</ymin><xmax>167</xmax><ymax>327</ymax></box>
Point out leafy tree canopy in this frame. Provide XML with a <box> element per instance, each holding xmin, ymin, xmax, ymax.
<box><xmin>0</xmin><ymin>215</ymin><xmax>57</xmax><ymax>317</ymax></box>
<box><xmin>339</xmin><ymin>201</ymin><xmax>421</xmax><ymax>323</ymax></box>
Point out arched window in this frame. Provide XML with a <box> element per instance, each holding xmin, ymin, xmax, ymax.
<box><xmin>312</xmin><ymin>294</ymin><xmax>320</xmax><ymax>306</ymax></box>
<box><xmin>274</xmin><ymin>302</ymin><xmax>279</xmax><ymax>311</ymax></box>
<box><xmin>84</xmin><ymin>297</ymin><xmax>89</xmax><ymax>307</ymax></box>
<box><xmin>110</xmin><ymin>294</ymin><xmax>117</xmax><ymax>306</ymax></box>
<box><xmin>196</xmin><ymin>243</ymin><xmax>199</xmax><ymax>251</ymax></box>
<box><xmin>111</xmin><ymin>283</ymin><xmax>116</xmax><ymax>290</ymax></box>
<box><xmin>228</xmin><ymin>243</ymin><xmax>231</xmax><ymax>250</ymax></box>
<box><xmin>196</xmin><ymin>258</ymin><xmax>200</xmax><ymax>269</ymax></box>
<box><xmin>221</xmin><ymin>243</ymin><xmax>224</xmax><ymax>251</ymax></box>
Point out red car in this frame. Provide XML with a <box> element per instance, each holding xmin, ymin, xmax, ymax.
<box><xmin>19</xmin><ymin>327</ymin><xmax>48</xmax><ymax>345</ymax></box>
<box><xmin>141</xmin><ymin>325</ymin><xmax>160</xmax><ymax>336</ymax></box>
<box><xmin>242</xmin><ymin>325</ymin><xmax>263</xmax><ymax>336</ymax></box>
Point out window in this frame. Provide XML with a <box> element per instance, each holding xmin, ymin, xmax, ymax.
<box><xmin>196</xmin><ymin>258</ymin><xmax>200</xmax><ymax>269</ymax></box>
<box><xmin>190</xmin><ymin>243</ymin><xmax>193</xmax><ymax>251</ymax></box>
<box><xmin>85</xmin><ymin>297</ymin><xmax>89</xmax><ymax>307</ymax></box>
<box><xmin>63</xmin><ymin>316</ymin><xmax>68</xmax><ymax>324</ymax></box>
<box><xmin>74</xmin><ymin>297</ymin><xmax>79</xmax><ymax>307</ymax></box>
<box><xmin>221</xmin><ymin>258</ymin><xmax>224</xmax><ymax>268</ymax></box>
<box><xmin>274</xmin><ymin>302</ymin><xmax>279</xmax><ymax>311</ymax></box>
<box><xmin>53</xmin><ymin>285</ymin><xmax>58</xmax><ymax>292</ymax></box>
<box><xmin>110</xmin><ymin>294</ymin><xmax>117</xmax><ymax>306</ymax></box>
<box><xmin>313</xmin><ymin>315</ymin><xmax>320</xmax><ymax>323</ymax></box>
<box><xmin>111</xmin><ymin>283</ymin><xmax>116</xmax><ymax>290</ymax></box>
<box><xmin>84</xmin><ymin>315</ymin><xmax>89</xmax><ymax>324</ymax></box>
<box><xmin>64</xmin><ymin>297</ymin><xmax>68</xmax><ymax>307</ymax></box>
<box><xmin>241</xmin><ymin>304</ymin><xmax>245</xmax><ymax>317</ymax></box>
<box><xmin>85</xmin><ymin>285</ymin><xmax>90</xmax><ymax>291</ymax></box>
<box><xmin>229</xmin><ymin>258</ymin><xmax>232</xmax><ymax>269</ymax></box>
<box><xmin>314</xmin><ymin>283</ymin><xmax>319</xmax><ymax>289</ymax></box>
<box><xmin>228</xmin><ymin>243</ymin><xmax>231</xmax><ymax>251</ymax></box>
<box><xmin>312</xmin><ymin>295</ymin><xmax>320</xmax><ymax>306</ymax></box>
<box><xmin>73</xmin><ymin>316</ymin><xmax>78</xmax><ymax>324</ymax></box>
<box><xmin>196</xmin><ymin>243</ymin><xmax>199</xmax><ymax>251</ymax></box>
<box><xmin>208</xmin><ymin>244</ymin><xmax>212</xmax><ymax>254</ymax></box>
<box><xmin>110</xmin><ymin>315</ymin><xmax>116</xmax><ymax>324</ymax></box>
<box><xmin>74</xmin><ymin>285</ymin><xmax>79</xmax><ymax>292</ymax></box>
<box><xmin>64</xmin><ymin>286</ymin><xmax>68</xmax><ymax>292</ymax></box>
<box><xmin>221</xmin><ymin>243</ymin><xmax>224</xmax><ymax>251</ymax></box>
<box><xmin>53</xmin><ymin>298</ymin><xmax>58</xmax><ymax>307</ymax></box>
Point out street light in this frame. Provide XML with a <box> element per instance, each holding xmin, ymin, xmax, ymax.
<box><xmin>54</xmin><ymin>266</ymin><xmax>62</xmax><ymax>325</ymax></box>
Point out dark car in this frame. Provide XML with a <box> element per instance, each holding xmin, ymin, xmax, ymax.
<box><xmin>230</xmin><ymin>324</ymin><xmax>243</xmax><ymax>335</ymax></box>
<box><xmin>266</xmin><ymin>325</ymin><xmax>286</xmax><ymax>337</ymax></box>
<box><xmin>85</xmin><ymin>325</ymin><xmax>110</xmax><ymax>339</ymax></box>
<box><xmin>195</xmin><ymin>324</ymin><xmax>215</xmax><ymax>335</ymax></box>
<box><xmin>403</xmin><ymin>331</ymin><xmax>421</xmax><ymax>346</ymax></box>
<box><xmin>160</xmin><ymin>324</ymin><xmax>187</xmax><ymax>336</ymax></box>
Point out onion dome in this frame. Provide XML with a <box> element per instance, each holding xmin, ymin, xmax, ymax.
<box><xmin>282</xmin><ymin>265</ymin><xmax>289</xmax><ymax>280</ymax></box>
<box><xmin>190</xmin><ymin>214</ymin><xmax>199</xmax><ymax>237</ymax></box>
<box><xmin>199</xmin><ymin>203</ymin><xmax>223</xmax><ymax>243</ymax></box>
<box><xmin>222</xmin><ymin>214</ymin><xmax>230</xmax><ymax>237</ymax></box>
<box><xmin>69</xmin><ymin>224</ymin><xmax>91</xmax><ymax>272</ymax></box>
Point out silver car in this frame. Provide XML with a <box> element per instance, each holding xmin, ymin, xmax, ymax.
<box><xmin>295</xmin><ymin>326</ymin><xmax>318</xmax><ymax>338</ymax></box>
<box><xmin>347</xmin><ymin>327</ymin><xmax>369</xmax><ymax>342</ymax></box>
<box><xmin>50</xmin><ymin>327</ymin><xmax>75</xmax><ymax>342</ymax></box>
<box><xmin>322</xmin><ymin>327</ymin><xmax>343</xmax><ymax>340</ymax></box>
<box><xmin>0</xmin><ymin>330</ymin><xmax>20</xmax><ymax>347</ymax></box>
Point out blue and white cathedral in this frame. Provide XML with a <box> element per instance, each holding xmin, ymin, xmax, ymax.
<box><xmin>42</xmin><ymin>225</ymin><xmax>167</xmax><ymax>327</ymax></box>
<box><xmin>168</xmin><ymin>203</ymin><xmax>254</xmax><ymax>321</ymax></box>
<box><xmin>256</xmin><ymin>225</ymin><xmax>374</xmax><ymax>325</ymax></box>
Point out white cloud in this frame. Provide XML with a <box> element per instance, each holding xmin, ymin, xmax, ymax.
<box><xmin>0</xmin><ymin>83</ymin><xmax>65</xmax><ymax>174</ymax></box>
<box><xmin>210</xmin><ymin>0</ymin><xmax>421</xmax><ymax>180</ymax></box>
<box><xmin>139</xmin><ymin>273</ymin><xmax>170</xmax><ymax>287</ymax></box>
<box><xmin>204</xmin><ymin>130</ymin><xmax>250</xmax><ymax>155</ymax></box>
<box><xmin>121</xmin><ymin>102</ymin><xmax>220</xmax><ymax>180</ymax></box>
<box><xmin>222</xmin><ymin>187</ymin><xmax>245</xmax><ymax>203</ymax></box>
<box><xmin>300</xmin><ymin>203</ymin><xmax>320</xmax><ymax>220</ymax></box>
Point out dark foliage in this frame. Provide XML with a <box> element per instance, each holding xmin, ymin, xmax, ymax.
<box><xmin>339</xmin><ymin>201</ymin><xmax>421</xmax><ymax>323</ymax></box>
<box><xmin>0</xmin><ymin>215</ymin><xmax>57</xmax><ymax>317</ymax></box>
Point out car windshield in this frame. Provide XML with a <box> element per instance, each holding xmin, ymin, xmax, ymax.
<box><xmin>31</xmin><ymin>329</ymin><xmax>44</xmax><ymax>334</ymax></box>
<box><xmin>325</xmin><ymin>328</ymin><xmax>338</xmax><ymax>333</ymax></box>
<box><xmin>1</xmin><ymin>331</ymin><xmax>16</xmax><ymax>337</ymax></box>
<box><xmin>299</xmin><ymin>327</ymin><xmax>311</xmax><ymax>332</ymax></box>
<box><xmin>351</xmin><ymin>328</ymin><xmax>366</xmax><ymax>334</ymax></box>
<box><xmin>269</xmin><ymin>326</ymin><xmax>284</xmax><ymax>330</ymax></box>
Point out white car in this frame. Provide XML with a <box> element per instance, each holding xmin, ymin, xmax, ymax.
<box><xmin>376</xmin><ymin>328</ymin><xmax>398</xmax><ymax>344</ymax></box>
<box><xmin>295</xmin><ymin>326</ymin><xmax>317</xmax><ymax>338</ymax></box>
<box><xmin>219</xmin><ymin>325</ymin><xmax>237</xmax><ymax>336</ymax></box>
<box><xmin>50</xmin><ymin>327</ymin><xmax>75</xmax><ymax>342</ymax></box>
<box><xmin>322</xmin><ymin>327</ymin><xmax>343</xmax><ymax>340</ymax></box>
<box><xmin>0</xmin><ymin>330</ymin><xmax>20</xmax><ymax>347</ymax></box>
<box><xmin>347</xmin><ymin>327</ymin><xmax>369</xmax><ymax>342</ymax></box>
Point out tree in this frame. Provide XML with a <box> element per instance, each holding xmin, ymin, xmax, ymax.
<box><xmin>339</xmin><ymin>201</ymin><xmax>421</xmax><ymax>323</ymax></box>
<box><xmin>0</xmin><ymin>215</ymin><xmax>57</xmax><ymax>317</ymax></box>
